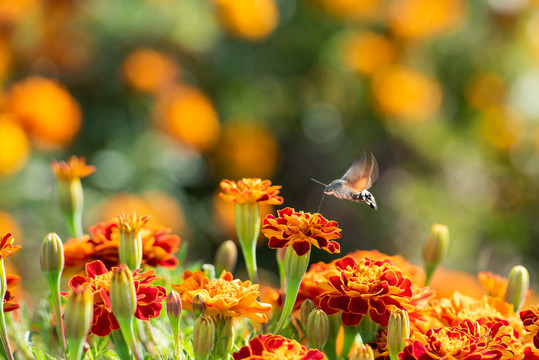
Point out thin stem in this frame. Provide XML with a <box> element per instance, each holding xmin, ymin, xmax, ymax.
<box><xmin>357</xmin><ymin>313</ymin><xmax>379</xmax><ymax>344</ymax></box>
<box><xmin>273</xmin><ymin>277</ymin><xmax>301</xmax><ymax>334</ymax></box>
<box><xmin>118</xmin><ymin>318</ymin><xmax>142</xmax><ymax>360</ymax></box>
<box><xmin>110</xmin><ymin>329</ymin><xmax>132</xmax><ymax>360</ymax></box>
<box><xmin>323</xmin><ymin>315</ymin><xmax>341</xmax><ymax>360</ymax></box>
<box><xmin>234</xmin><ymin>203</ymin><xmax>260</xmax><ymax>284</ymax></box>
<box><xmin>47</xmin><ymin>276</ymin><xmax>67</xmax><ymax>352</ymax></box>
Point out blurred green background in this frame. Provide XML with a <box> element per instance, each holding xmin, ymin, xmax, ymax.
<box><xmin>0</xmin><ymin>0</ymin><xmax>538</xmax><ymax>298</ymax></box>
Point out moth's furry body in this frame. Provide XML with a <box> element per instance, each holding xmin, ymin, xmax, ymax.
<box><xmin>324</xmin><ymin>180</ymin><xmax>378</xmax><ymax>210</ymax></box>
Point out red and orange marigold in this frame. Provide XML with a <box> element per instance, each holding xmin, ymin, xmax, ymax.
<box><xmin>0</xmin><ymin>233</ymin><xmax>21</xmax><ymax>259</ymax></box>
<box><xmin>232</xmin><ymin>333</ymin><xmax>326</xmax><ymax>360</ymax></box>
<box><xmin>219</xmin><ymin>178</ymin><xmax>284</xmax><ymax>205</ymax></box>
<box><xmin>172</xmin><ymin>270</ymin><xmax>271</xmax><ymax>323</ymax></box>
<box><xmin>318</xmin><ymin>256</ymin><xmax>413</xmax><ymax>326</ymax></box>
<box><xmin>65</xmin><ymin>260</ymin><xmax>166</xmax><ymax>337</ymax></box>
<box><xmin>521</xmin><ymin>306</ymin><xmax>539</xmax><ymax>349</ymax></box>
<box><xmin>63</xmin><ymin>218</ymin><xmax>181</xmax><ymax>270</ymax></box>
<box><xmin>262</xmin><ymin>207</ymin><xmax>341</xmax><ymax>256</ymax></box>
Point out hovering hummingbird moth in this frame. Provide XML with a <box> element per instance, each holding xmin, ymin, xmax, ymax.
<box><xmin>312</xmin><ymin>152</ymin><xmax>379</xmax><ymax>210</ymax></box>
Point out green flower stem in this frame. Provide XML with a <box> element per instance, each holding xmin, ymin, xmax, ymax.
<box><xmin>273</xmin><ymin>246</ymin><xmax>310</xmax><ymax>335</ymax></box>
<box><xmin>67</xmin><ymin>337</ymin><xmax>84</xmax><ymax>360</ymax></box>
<box><xmin>0</xmin><ymin>260</ymin><xmax>13</xmax><ymax>360</ymax></box>
<box><xmin>324</xmin><ymin>314</ymin><xmax>341</xmax><ymax>360</ymax></box>
<box><xmin>424</xmin><ymin>264</ymin><xmax>436</xmax><ymax>286</ymax></box>
<box><xmin>234</xmin><ymin>203</ymin><xmax>260</xmax><ymax>284</ymax></box>
<box><xmin>64</xmin><ymin>211</ymin><xmax>83</xmax><ymax>239</ymax></box>
<box><xmin>214</xmin><ymin>317</ymin><xmax>234</xmax><ymax>358</ymax></box>
<box><xmin>45</xmin><ymin>275</ymin><xmax>66</xmax><ymax>352</ymax></box>
<box><xmin>110</xmin><ymin>329</ymin><xmax>132</xmax><ymax>360</ymax></box>
<box><xmin>117</xmin><ymin>318</ymin><xmax>142</xmax><ymax>360</ymax></box>
<box><xmin>357</xmin><ymin>313</ymin><xmax>379</xmax><ymax>344</ymax></box>
<box><xmin>58</xmin><ymin>178</ymin><xmax>84</xmax><ymax>239</ymax></box>
<box><xmin>340</xmin><ymin>325</ymin><xmax>357</xmax><ymax>360</ymax></box>
<box><xmin>276</xmin><ymin>251</ymin><xmax>285</xmax><ymax>295</ymax></box>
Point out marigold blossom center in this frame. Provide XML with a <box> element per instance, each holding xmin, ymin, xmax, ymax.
<box><xmin>91</xmin><ymin>272</ymin><xmax>113</xmax><ymax>292</ymax></box>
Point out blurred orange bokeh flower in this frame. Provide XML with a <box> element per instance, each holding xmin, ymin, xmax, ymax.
<box><xmin>478</xmin><ymin>271</ymin><xmax>507</xmax><ymax>299</ymax></box>
<box><xmin>429</xmin><ymin>268</ymin><xmax>484</xmax><ymax>300</ymax></box>
<box><xmin>0</xmin><ymin>233</ymin><xmax>21</xmax><ymax>259</ymax></box>
<box><xmin>0</xmin><ymin>115</ymin><xmax>30</xmax><ymax>176</ymax></box>
<box><xmin>312</xmin><ymin>0</ymin><xmax>382</xmax><ymax>21</ymax></box>
<box><xmin>0</xmin><ymin>0</ymin><xmax>40</xmax><ymax>24</ymax></box>
<box><xmin>216</xmin><ymin>122</ymin><xmax>279</xmax><ymax>179</ymax></box>
<box><xmin>4</xmin><ymin>273</ymin><xmax>21</xmax><ymax>312</ymax></box>
<box><xmin>154</xmin><ymin>85</ymin><xmax>220</xmax><ymax>152</ymax></box>
<box><xmin>219</xmin><ymin>178</ymin><xmax>283</xmax><ymax>205</ymax></box>
<box><xmin>0</xmin><ymin>40</ymin><xmax>12</xmax><ymax>82</ymax></box>
<box><xmin>7</xmin><ymin>76</ymin><xmax>81</xmax><ymax>147</ymax></box>
<box><xmin>123</xmin><ymin>48</ymin><xmax>179</xmax><ymax>93</ymax></box>
<box><xmin>0</xmin><ymin>211</ymin><xmax>22</xmax><ymax>240</ymax></box>
<box><xmin>172</xmin><ymin>270</ymin><xmax>271</xmax><ymax>323</ymax></box>
<box><xmin>216</xmin><ymin>0</ymin><xmax>279</xmax><ymax>41</ymax></box>
<box><xmin>318</xmin><ymin>256</ymin><xmax>413</xmax><ymax>326</ymax></box>
<box><xmin>371</xmin><ymin>65</ymin><xmax>441</xmax><ymax>122</ymax></box>
<box><xmin>51</xmin><ymin>156</ymin><xmax>95</xmax><ymax>181</ymax></box>
<box><xmin>389</xmin><ymin>0</ymin><xmax>466</xmax><ymax>39</ymax></box>
<box><xmin>262</xmin><ymin>207</ymin><xmax>341</xmax><ymax>256</ymax></box>
<box><xmin>341</xmin><ymin>32</ymin><xmax>397</xmax><ymax>76</ymax></box>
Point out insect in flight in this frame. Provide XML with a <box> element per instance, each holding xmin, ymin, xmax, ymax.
<box><xmin>312</xmin><ymin>152</ymin><xmax>379</xmax><ymax>210</ymax></box>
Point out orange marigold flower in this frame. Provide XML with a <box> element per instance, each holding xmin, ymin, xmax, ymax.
<box><xmin>262</xmin><ymin>207</ymin><xmax>341</xmax><ymax>256</ymax></box>
<box><xmin>63</xmin><ymin>219</ymin><xmax>181</xmax><ymax>270</ymax></box>
<box><xmin>318</xmin><ymin>256</ymin><xmax>413</xmax><ymax>326</ymax></box>
<box><xmin>232</xmin><ymin>333</ymin><xmax>326</xmax><ymax>360</ymax></box>
<box><xmin>297</xmin><ymin>261</ymin><xmax>333</xmax><ymax>309</ymax></box>
<box><xmin>401</xmin><ymin>319</ymin><xmax>529</xmax><ymax>360</ymax></box>
<box><xmin>51</xmin><ymin>156</ymin><xmax>95</xmax><ymax>181</ymax></box>
<box><xmin>0</xmin><ymin>233</ymin><xmax>21</xmax><ymax>258</ymax></box>
<box><xmin>64</xmin><ymin>260</ymin><xmax>166</xmax><ymax>337</ymax></box>
<box><xmin>4</xmin><ymin>274</ymin><xmax>20</xmax><ymax>312</ymax></box>
<box><xmin>521</xmin><ymin>306</ymin><xmax>539</xmax><ymax>349</ymax></box>
<box><xmin>172</xmin><ymin>270</ymin><xmax>271</xmax><ymax>323</ymax></box>
<box><xmin>219</xmin><ymin>178</ymin><xmax>284</xmax><ymax>205</ymax></box>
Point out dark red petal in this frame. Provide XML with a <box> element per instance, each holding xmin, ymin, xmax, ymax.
<box><xmin>349</xmin><ymin>297</ymin><xmax>368</xmax><ymax>314</ymax></box>
<box><xmin>68</xmin><ymin>275</ymin><xmax>89</xmax><ymax>289</ymax></box>
<box><xmin>292</xmin><ymin>240</ymin><xmax>311</xmax><ymax>256</ymax></box>
<box><xmin>268</xmin><ymin>237</ymin><xmax>289</xmax><ymax>249</ymax></box>
<box><xmin>341</xmin><ymin>312</ymin><xmax>363</xmax><ymax>326</ymax></box>
<box><xmin>86</xmin><ymin>260</ymin><xmax>108</xmax><ymax>277</ymax></box>
<box><xmin>327</xmin><ymin>296</ymin><xmax>350</xmax><ymax>311</ymax></box>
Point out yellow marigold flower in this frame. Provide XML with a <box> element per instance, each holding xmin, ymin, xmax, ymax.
<box><xmin>232</xmin><ymin>333</ymin><xmax>326</xmax><ymax>360</ymax></box>
<box><xmin>478</xmin><ymin>271</ymin><xmax>507</xmax><ymax>298</ymax></box>
<box><xmin>262</xmin><ymin>207</ymin><xmax>341</xmax><ymax>256</ymax></box>
<box><xmin>52</xmin><ymin>156</ymin><xmax>96</xmax><ymax>181</ymax></box>
<box><xmin>219</xmin><ymin>178</ymin><xmax>283</xmax><ymax>205</ymax></box>
<box><xmin>172</xmin><ymin>270</ymin><xmax>271</xmax><ymax>323</ymax></box>
<box><xmin>318</xmin><ymin>256</ymin><xmax>413</xmax><ymax>327</ymax></box>
<box><xmin>0</xmin><ymin>234</ymin><xmax>21</xmax><ymax>258</ymax></box>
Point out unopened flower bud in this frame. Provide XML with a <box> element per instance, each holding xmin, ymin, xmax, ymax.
<box><xmin>422</xmin><ymin>224</ymin><xmax>449</xmax><ymax>285</ymax></box>
<box><xmin>202</xmin><ymin>264</ymin><xmax>216</xmax><ymax>280</ymax></box>
<box><xmin>300</xmin><ymin>299</ymin><xmax>316</xmax><ymax>326</ymax></box>
<box><xmin>504</xmin><ymin>265</ymin><xmax>529</xmax><ymax>312</ymax></box>
<box><xmin>349</xmin><ymin>344</ymin><xmax>375</xmax><ymax>360</ymax></box>
<box><xmin>110</xmin><ymin>265</ymin><xmax>137</xmax><ymax>320</ymax></box>
<box><xmin>306</xmin><ymin>308</ymin><xmax>329</xmax><ymax>350</ymax></box>
<box><xmin>167</xmin><ymin>291</ymin><xmax>183</xmax><ymax>321</ymax></box>
<box><xmin>118</xmin><ymin>213</ymin><xmax>150</xmax><ymax>270</ymax></box>
<box><xmin>192</xmin><ymin>293</ymin><xmax>206</xmax><ymax>318</ymax></box>
<box><xmin>214</xmin><ymin>240</ymin><xmax>237</xmax><ymax>275</ymax></box>
<box><xmin>193</xmin><ymin>314</ymin><xmax>215</xmax><ymax>360</ymax></box>
<box><xmin>388</xmin><ymin>307</ymin><xmax>410</xmax><ymax>360</ymax></box>
<box><xmin>40</xmin><ymin>233</ymin><xmax>64</xmax><ymax>277</ymax></box>
<box><xmin>64</xmin><ymin>287</ymin><xmax>93</xmax><ymax>341</ymax></box>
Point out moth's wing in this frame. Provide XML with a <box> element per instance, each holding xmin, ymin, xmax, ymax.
<box><xmin>342</xmin><ymin>152</ymin><xmax>379</xmax><ymax>192</ymax></box>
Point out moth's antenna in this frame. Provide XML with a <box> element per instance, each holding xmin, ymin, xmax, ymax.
<box><xmin>311</xmin><ymin>178</ymin><xmax>329</xmax><ymax>187</ymax></box>
<box><xmin>317</xmin><ymin>193</ymin><xmax>326</xmax><ymax>213</ymax></box>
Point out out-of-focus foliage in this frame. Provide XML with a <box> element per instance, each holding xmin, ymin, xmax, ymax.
<box><xmin>0</xmin><ymin>0</ymin><xmax>538</xmax><ymax>297</ymax></box>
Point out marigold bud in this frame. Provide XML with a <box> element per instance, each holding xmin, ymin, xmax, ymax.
<box><xmin>192</xmin><ymin>293</ymin><xmax>206</xmax><ymax>318</ymax></box>
<box><xmin>306</xmin><ymin>308</ymin><xmax>329</xmax><ymax>350</ymax></box>
<box><xmin>167</xmin><ymin>290</ymin><xmax>183</xmax><ymax>321</ymax></box>
<box><xmin>214</xmin><ymin>240</ymin><xmax>238</xmax><ymax>274</ymax></box>
<box><xmin>64</xmin><ymin>287</ymin><xmax>93</xmax><ymax>341</ymax></box>
<box><xmin>40</xmin><ymin>233</ymin><xmax>64</xmax><ymax>277</ymax></box>
<box><xmin>300</xmin><ymin>299</ymin><xmax>316</xmax><ymax>326</ymax></box>
<box><xmin>504</xmin><ymin>265</ymin><xmax>529</xmax><ymax>312</ymax></box>
<box><xmin>110</xmin><ymin>265</ymin><xmax>137</xmax><ymax>320</ymax></box>
<box><xmin>202</xmin><ymin>264</ymin><xmax>216</xmax><ymax>280</ymax></box>
<box><xmin>387</xmin><ymin>307</ymin><xmax>410</xmax><ymax>360</ymax></box>
<box><xmin>422</xmin><ymin>224</ymin><xmax>449</xmax><ymax>285</ymax></box>
<box><xmin>118</xmin><ymin>213</ymin><xmax>150</xmax><ymax>270</ymax></box>
<box><xmin>193</xmin><ymin>314</ymin><xmax>215</xmax><ymax>360</ymax></box>
<box><xmin>349</xmin><ymin>344</ymin><xmax>375</xmax><ymax>360</ymax></box>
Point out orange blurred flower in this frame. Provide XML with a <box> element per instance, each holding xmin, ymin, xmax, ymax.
<box><xmin>262</xmin><ymin>207</ymin><xmax>341</xmax><ymax>256</ymax></box>
<box><xmin>51</xmin><ymin>156</ymin><xmax>95</xmax><ymax>181</ymax></box>
<box><xmin>7</xmin><ymin>76</ymin><xmax>82</xmax><ymax>147</ymax></box>
<box><xmin>220</xmin><ymin>178</ymin><xmax>283</xmax><ymax>205</ymax></box>
<box><xmin>478</xmin><ymin>271</ymin><xmax>507</xmax><ymax>298</ymax></box>
<box><xmin>4</xmin><ymin>273</ymin><xmax>21</xmax><ymax>312</ymax></box>
<box><xmin>63</xmin><ymin>218</ymin><xmax>181</xmax><ymax>270</ymax></box>
<box><xmin>389</xmin><ymin>0</ymin><xmax>466</xmax><ymax>39</ymax></box>
<box><xmin>371</xmin><ymin>65</ymin><xmax>441</xmax><ymax>122</ymax></box>
<box><xmin>215</xmin><ymin>0</ymin><xmax>279</xmax><ymax>41</ymax></box>
<box><xmin>0</xmin><ymin>115</ymin><xmax>30</xmax><ymax>176</ymax></box>
<box><xmin>123</xmin><ymin>48</ymin><xmax>179</xmax><ymax>93</ymax></box>
<box><xmin>340</xmin><ymin>32</ymin><xmax>397</xmax><ymax>76</ymax></box>
<box><xmin>429</xmin><ymin>267</ymin><xmax>484</xmax><ymax>300</ymax></box>
<box><xmin>0</xmin><ymin>39</ymin><xmax>12</xmax><ymax>82</ymax></box>
<box><xmin>216</xmin><ymin>122</ymin><xmax>279</xmax><ymax>179</ymax></box>
<box><xmin>154</xmin><ymin>85</ymin><xmax>220</xmax><ymax>152</ymax></box>
<box><xmin>0</xmin><ymin>0</ymin><xmax>40</xmax><ymax>24</ymax></box>
<box><xmin>312</xmin><ymin>0</ymin><xmax>382</xmax><ymax>21</ymax></box>
<box><xmin>466</xmin><ymin>72</ymin><xmax>507</xmax><ymax>111</ymax></box>
<box><xmin>0</xmin><ymin>211</ymin><xmax>22</xmax><ymax>240</ymax></box>
<box><xmin>232</xmin><ymin>333</ymin><xmax>326</xmax><ymax>360</ymax></box>
<box><xmin>0</xmin><ymin>233</ymin><xmax>21</xmax><ymax>258</ymax></box>
<box><xmin>172</xmin><ymin>270</ymin><xmax>271</xmax><ymax>323</ymax></box>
